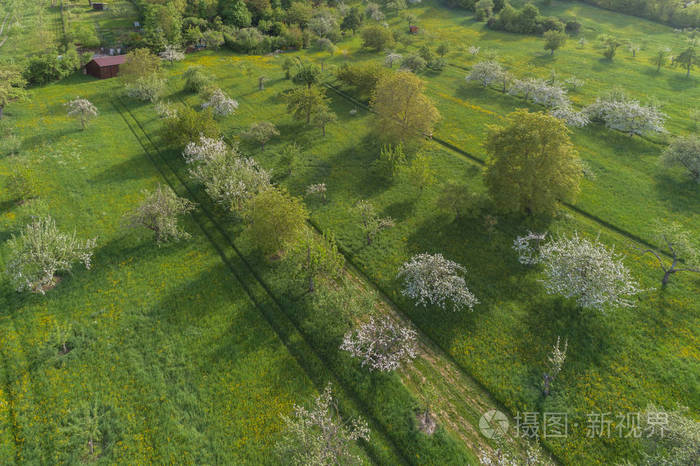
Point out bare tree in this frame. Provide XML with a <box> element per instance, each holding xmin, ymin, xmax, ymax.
<box><xmin>635</xmin><ymin>223</ymin><xmax>700</xmax><ymax>287</ymax></box>
<box><xmin>355</xmin><ymin>200</ymin><xmax>394</xmax><ymax>245</ymax></box>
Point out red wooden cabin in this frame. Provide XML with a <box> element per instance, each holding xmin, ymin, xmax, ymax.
<box><xmin>85</xmin><ymin>55</ymin><xmax>126</xmax><ymax>79</ymax></box>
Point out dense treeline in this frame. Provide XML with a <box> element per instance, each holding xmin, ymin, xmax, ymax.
<box><xmin>575</xmin><ymin>0</ymin><xmax>700</xmax><ymax>29</ymax></box>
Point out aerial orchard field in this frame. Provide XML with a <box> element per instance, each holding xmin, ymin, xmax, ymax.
<box><xmin>0</xmin><ymin>0</ymin><xmax>698</xmax><ymax>464</ymax></box>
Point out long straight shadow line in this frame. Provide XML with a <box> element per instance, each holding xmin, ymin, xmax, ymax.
<box><xmin>112</xmin><ymin>99</ymin><xmax>409</xmax><ymax>466</ymax></box>
<box><xmin>322</xmin><ymin>81</ymin><xmax>672</xmax><ymax>258</ymax></box>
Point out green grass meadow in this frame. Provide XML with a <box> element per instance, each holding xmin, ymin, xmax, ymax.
<box><xmin>1</xmin><ymin>0</ymin><xmax>699</xmax><ymax>464</ymax></box>
<box><xmin>0</xmin><ymin>78</ymin><xmax>325</xmax><ymax>464</ymax></box>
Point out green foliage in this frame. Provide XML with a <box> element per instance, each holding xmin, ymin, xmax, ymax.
<box><xmin>283</xmin><ymin>231</ymin><xmax>344</xmax><ymax>292</ymax></box>
<box><xmin>370</xmin><ymin>71</ymin><xmax>440</xmax><ymax>146</ymax></box>
<box><xmin>361</xmin><ymin>25</ymin><xmax>394</xmax><ymax>51</ymax></box>
<box><xmin>341</xmin><ymin>7</ymin><xmax>363</xmax><ymax>34</ymax></box>
<box><xmin>286</xmin><ymin>85</ymin><xmax>329</xmax><ymax>125</ymax></box>
<box><xmin>335</xmin><ymin>62</ymin><xmax>388</xmax><ymax>98</ymax></box>
<box><xmin>120</xmin><ymin>48</ymin><xmax>161</xmax><ymax>84</ymax></box>
<box><xmin>22</xmin><ymin>52</ymin><xmax>80</xmax><ymax>85</ymax></box>
<box><xmin>436</xmin><ymin>183</ymin><xmax>484</xmax><ymax>219</ymax></box>
<box><xmin>0</xmin><ymin>67</ymin><xmax>27</xmax><ymax>115</ymax></box>
<box><xmin>182</xmin><ymin>66</ymin><xmax>212</xmax><ymax>93</ymax></box>
<box><xmin>543</xmin><ymin>30</ymin><xmax>567</xmax><ymax>55</ymax></box>
<box><xmin>244</xmin><ymin>187</ymin><xmax>308</xmax><ymax>254</ymax></box>
<box><xmin>484</xmin><ymin>109</ymin><xmax>582</xmax><ymax>215</ymax></box>
<box><xmin>241</xmin><ymin>121</ymin><xmax>280</xmax><ymax>149</ymax></box>
<box><xmin>161</xmin><ymin>106</ymin><xmax>221</xmax><ymax>148</ymax></box>
<box><xmin>4</xmin><ymin>161</ymin><xmax>38</xmax><ymax>203</ymax></box>
<box><xmin>292</xmin><ymin>59</ymin><xmax>321</xmax><ymax>88</ymax></box>
<box><xmin>373</xmin><ymin>143</ymin><xmax>407</xmax><ymax>179</ymax></box>
<box><xmin>220</xmin><ymin>0</ymin><xmax>252</xmax><ymax>27</ymax></box>
<box><xmin>400</xmin><ymin>152</ymin><xmax>436</xmax><ymax>193</ymax></box>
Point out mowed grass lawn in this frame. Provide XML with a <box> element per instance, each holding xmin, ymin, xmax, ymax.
<box><xmin>0</xmin><ymin>76</ymin><xmax>321</xmax><ymax>464</ymax></box>
<box><xmin>163</xmin><ymin>46</ymin><xmax>699</xmax><ymax>464</ymax></box>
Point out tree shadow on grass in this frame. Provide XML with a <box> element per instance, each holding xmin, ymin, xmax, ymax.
<box><xmin>665</xmin><ymin>73</ymin><xmax>697</xmax><ymax>92</ymax></box>
<box><xmin>89</xmin><ymin>154</ymin><xmax>154</xmax><ymax>185</ymax></box>
<box><xmin>20</xmin><ymin>127</ymin><xmax>80</xmax><ymax>150</ymax></box>
<box><xmin>651</xmin><ymin>172</ymin><xmax>700</xmax><ymax>215</ymax></box>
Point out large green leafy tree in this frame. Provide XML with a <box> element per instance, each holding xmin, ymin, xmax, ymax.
<box><xmin>286</xmin><ymin>86</ymin><xmax>329</xmax><ymax>125</ymax></box>
<box><xmin>674</xmin><ymin>46</ymin><xmax>697</xmax><ymax>78</ymax></box>
<box><xmin>483</xmin><ymin>109</ymin><xmax>582</xmax><ymax>215</ymax></box>
<box><xmin>370</xmin><ymin>71</ymin><xmax>440</xmax><ymax>146</ymax></box>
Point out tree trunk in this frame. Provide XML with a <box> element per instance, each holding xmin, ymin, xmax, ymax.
<box><xmin>307</xmin><ymin>245</ymin><xmax>314</xmax><ymax>293</ymax></box>
<box><xmin>687</xmin><ymin>66</ymin><xmax>691</xmax><ymax>78</ymax></box>
<box><xmin>0</xmin><ymin>105</ymin><xmax>4</xmax><ymax>119</ymax></box>
<box><xmin>322</xmin><ymin>125</ymin><xmax>326</xmax><ymax>136</ymax></box>
<box><xmin>661</xmin><ymin>269</ymin><xmax>673</xmax><ymax>287</ymax></box>
<box><xmin>543</xmin><ymin>373</ymin><xmax>551</xmax><ymax>397</ymax></box>
<box><xmin>657</xmin><ymin>62</ymin><xmax>661</xmax><ymax>72</ymax></box>
<box><xmin>366</xmin><ymin>231</ymin><xmax>372</xmax><ymax>245</ymax></box>
<box><xmin>261</xmin><ymin>141</ymin><xmax>265</xmax><ymax>151</ymax></box>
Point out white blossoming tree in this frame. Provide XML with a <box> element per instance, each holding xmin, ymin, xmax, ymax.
<box><xmin>201</xmin><ymin>88</ymin><xmax>238</xmax><ymax>117</ymax></box>
<box><xmin>385</xmin><ymin>52</ymin><xmax>403</xmax><ymax>68</ymax></box>
<box><xmin>124</xmin><ymin>74</ymin><xmax>165</xmax><ymax>102</ymax></box>
<box><xmin>539</xmin><ymin>233</ymin><xmax>642</xmax><ymax>312</ymax></box>
<box><xmin>187</xmin><ymin>143</ymin><xmax>271</xmax><ymax>213</ymax></box>
<box><xmin>542</xmin><ymin>336</ymin><xmax>567</xmax><ymax>397</ymax></box>
<box><xmin>276</xmin><ymin>384</ymin><xmax>370</xmax><ymax>465</ymax></box>
<box><xmin>398</xmin><ymin>253</ymin><xmax>479</xmax><ymax>311</ymax></box>
<box><xmin>510</xmin><ymin>78</ymin><xmax>570</xmax><ymax>109</ymax></box>
<box><xmin>182</xmin><ymin>136</ymin><xmax>228</xmax><ymax>164</ymax></box>
<box><xmin>513</xmin><ymin>231</ymin><xmax>547</xmax><ymax>266</ymax></box>
<box><xmin>128</xmin><ymin>184</ymin><xmax>195</xmax><ymax>244</ymax></box>
<box><xmin>549</xmin><ymin>105</ymin><xmax>590</xmax><ymax>128</ymax></box>
<box><xmin>636</xmin><ymin>222</ymin><xmax>700</xmax><ymax>287</ymax></box>
<box><xmin>466</xmin><ymin>60</ymin><xmax>504</xmax><ymax>88</ymax></box>
<box><xmin>340</xmin><ymin>317</ymin><xmax>417</xmax><ymax>372</ymax></box>
<box><xmin>65</xmin><ymin>97</ymin><xmax>98</xmax><ymax>130</ymax></box>
<box><xmin>5</xmin><ymin>216</ymin><xmax>97</xmax><ymax>294</ymax></box>
<box><xmin>159</xmin><ymin>45</ymin><xmax>185</xmax><ymax>64</ymax></box>
<box><xmin>305</xmin><ymin>183</ymin><xmax>327</xmax><ymax>203</ymax></box>
<box><xmin>241</xmin><ymin>121</ymin><xmax>280</xmax><ymax>150</ymax></box>
<box><xmin>355</xmin><ymin>200</ymin><xmax>394</xmax><ymax>245</ymax></box>
<box><xmin>585</xmin><ymin>95</ymin><xmax>666</xmax><ymax>135</ymax></box>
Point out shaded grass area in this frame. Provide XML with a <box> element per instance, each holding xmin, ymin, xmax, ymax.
<box><xmin>166</xmin><ymin>49</ymin><xmax>699</xmax><ymax>464</ymax></box>
<box><xmin>0</xmin><ymin>76</ymin><xmax>328</xmax><ymax>464</ymax></box>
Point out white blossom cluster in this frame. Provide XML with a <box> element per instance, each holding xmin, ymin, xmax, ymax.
<box><xmin>469</xmin><ymin>45</ymin><xmax>481</xmax><ymax>56</ymax></box>
<box><xmin>154</xmin><ymin>100</ymin><xmax>178</xmax><ymax>119</ymax></box>
<box><xmin>65</xmin><ymin>97</ymin><xmax>98</xmax><ymax>129</ymax></box>
<box><xmin>124</xmin><ymin>74</ymin><xmax>165</xmax><ymax>102</ymax></box>
<box><xmin>183</xmin><ymin>136</ymin><xmax>228</xmax><ymax>164</ymax></box>
<box><xmin>585</xmin><ymin>95</ymin><xmax>666</xmax><ymax>135</ymax></box>
<box><xmin>466</xmin><ymin>60</ymin><xmax>504</xmax><ymax>87</ymax></box>
<box><xmin>201</xmin><ymin>88</ymin><xmax>239</xmax><ymax>116</ymax></box>
<box><xmin>385</xmin><ymin>52</ymin><xmax>403</xmax><ymax>67</ymax></box>
<box><xmin>159</xmin><ymin>45</ymin><xmax>185</xmax><ymax>63</ymax></box>
<box><xmin>564</xmin><ymin>76</ymin><xmax>585</xmax><ymax>91</ymax></box>
<box><xmin>305</xmin><ymin>183</ymin><xmax>327</xmax><ymax>196</ymax></box>
<box><xmin>340</xmin><ymin>317</ymin><xmax>417</xmax><ymax>372</ymax></box>
<box><xmin>509</xmin><ymin>78</ymin><xmax>569</xmax><ymax>109</ymax></box>
<box><xmin>186</xmin><ymin>140</ymin><xmax>271</xmax><ymax>212</ymax></box>
<box><xmin>398</xmin><ymin>253</ymin><xmax>479</xmax><ymax>311</ymax></box>
<box><xmin>6</xmin><ymin>216</ymin><xmax>97</xmax><ymax>294</ymax></box>
<box><xmin>479</xmin><ymin>443</ymin><xmax>552</xmax><ymax>465</ymax></box>
<box><xmin>549</xmin><ymin>105</ymin><xmax>590</xmax><ymax>128</ymax></box>
<box><xmin>512</xmin><ymin>231</ymin><xmax>547</xmax><ymax>265</ymax></box>
<box><xmin>539</xmin><ymin>233</ymin><xmax>642</xmax><ymax>312</ymax></box>
<box><xmin>278</xmin><ymin>384</ymin><xmax>370</xmax><ymax>465</ymax></box>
